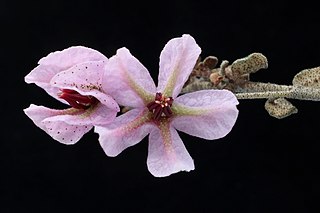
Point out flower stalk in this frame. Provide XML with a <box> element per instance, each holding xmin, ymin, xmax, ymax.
<box><xmin>182</xmin><ymin>53</ymin><xmax>320</xmax><ymax>118</ymax></box>
<box><xmin>235</xmin><ymin>84</ymin><xmax>320</xmax><ymax>101</ymax></box>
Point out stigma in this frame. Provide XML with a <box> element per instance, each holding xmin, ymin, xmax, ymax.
<box><xmin>147</xmin><ymin>92</ymin><xmax>173</xmax><ymax>120</ymax></box>
<box><xmin>58</xmin><ymin>89</ymin><xmax>98</xmax><ymax>109</ymax></box>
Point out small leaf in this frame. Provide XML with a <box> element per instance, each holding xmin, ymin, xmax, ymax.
<box><xmin>264</xmin><ymin>98</ymin><xmax>298</xmax><ymax>119</ymax></box>
<box><xmin>292</xmin><ymin>66</ymin><xmax>320</xmax><ymax>88</ymax></box>
<box><xmin>203</xmin><ymin>56</ymin><xmax>218</xmax><ymax>69</ymax></box>
<box><xmin>231</xmin><ymin>53</ymin><xmax>268</xmax><ymax>75</ymax></box>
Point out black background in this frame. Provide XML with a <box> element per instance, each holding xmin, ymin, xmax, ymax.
<box><xmin>1</xmin><ymin>0</ymin><xmax>318</xmax><ymax>212</ymax></box>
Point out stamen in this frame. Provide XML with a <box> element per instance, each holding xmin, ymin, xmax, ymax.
<box><xmin>162</xmin><ymin>106</ymin><xmax>172</xmax><ymax>117</ymax></box>
<box><xmin>147</xmin><ymin>92</ymin><xmax>174</xmax><ymax>120</ymax></box>
<box><xmin>59</xmin><ymin>89</ymin><xmax>98</xmax><ymax>109</ymax></box>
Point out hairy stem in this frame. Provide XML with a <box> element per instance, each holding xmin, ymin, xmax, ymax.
<box><xmin>234</xmin><ymin>82</ymin><xmax>293</xmax><ymax>93</ymax></box>
<box><xmin>236</xmin><ymin>84</ymin><xmax>320</xmax><ymax>101</ymax></box>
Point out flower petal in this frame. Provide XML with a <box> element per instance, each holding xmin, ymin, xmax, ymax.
<box><xmin>50</xmin><ymin>60</ymin><xmax>120</xmax><ymax>112</ymax></box>
<box><xmin>147</xmin><ymin>122</ymin><xmax>194</xmax><ymax>177</ymax></box>
<box><xmin>50</xmin><ymin>60</ymin><xmax>104</xmax><ymax>92</ymax></box>
<box><xmin>42</xmin><ymin>119</ymin><xmax>92</xmax><ymax>145</ymax></box>
<box><xmin>24</xmin><ymin>104</ymin><xmax>92</xmax><ymax>144</ymax></box>
<box><xmin>78</xmin><ymin>90</ymin><xmax>119</xmax><ymax>112</ymax></box>
<box><xmin>172</xmin><ymin>90</ymin><xmax>239</xmax><ymax>140</ymax></box>
<box><xmin>158</xmin><ymin>34</ymin><xmax>201</xmax><ymax>98</ymax></box>
<box><xmin>25</xmin><ymin>46</ymin><xmax>107</xmax><ymax>99</ymax></box>
<box><xmin>25</xmin><ymin>65</ymin><xmax>65</xmax><ymax>103</ymax></box>
<box><xmin>103</xmin><ymin>48</ymin><xmax>156</xmax><ymax>108</ymax></box>
<box><xmin>95</xmin><ymin>108</ymin><xmax>152</xmax><ymax>157</ymax></box>
<box><xmin>38</xmin><ymin>46</ymin><xmax>107</xmax><ymax>67</ymax></box>
<box><xmin>44</xmin><ymin>103</ymin><xmax>117</xmax><ymax>126</ymax></box>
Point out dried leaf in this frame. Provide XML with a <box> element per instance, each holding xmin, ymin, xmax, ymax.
<box><xmin>231</xmin><ymin>53</ymin><xmax>268</xmax><ymax>75</ymax></box>
<box><xmin>292</xmin><ymin>66</ymin><xmax>320</xmax><ymax>88</ymax></box>
<box><xmin>203</xmin><ymin>56</ymin><xmax>218</xmax><ymax>69</ymax></box>
<box><xmin>264</xmin><ymin>98</ymin><xmax>298</xmax><ymax>119</ymax></box>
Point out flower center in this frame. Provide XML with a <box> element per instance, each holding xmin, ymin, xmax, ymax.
<box><xmin>147</xmin><ymin>92</ymin><xmax>173</xmax><ymax>120</ymax></box>
<box><xmin>58</xmin><ymin>89</ymin><xmax>98</xmax><ymax>109</ymax></box>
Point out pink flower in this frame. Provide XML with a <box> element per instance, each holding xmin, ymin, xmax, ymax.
<box><xmin>95</xmin><ymin>35</ymin><xmax>239</xmax><ymax>177</ymax></box>
<box><xmin>24</xmin><ymin>46</ymin><xmax>119</xmax><ymax>144</ymax></box>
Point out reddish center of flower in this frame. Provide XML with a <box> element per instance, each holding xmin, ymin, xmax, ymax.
<box><xmin>58</xmin><ymin>89</ymin><xmax>98</xmax><ymax>109</ymax></box>
<box><xmin>147</xmin><ymin>92</ymin><xmax>173</xmax><ymax>120</ymax></box>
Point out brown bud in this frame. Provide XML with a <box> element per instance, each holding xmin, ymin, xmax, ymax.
<box><xmin>209</xmin><ymin>72</ymin><xmax>223</xmax><ymax>86</ymax></box>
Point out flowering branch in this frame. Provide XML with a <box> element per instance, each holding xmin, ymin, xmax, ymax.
<box><xmin>182</xmin><ymin>53</ymin><xmax>320</xmax><ymax>119</ymax></box>
<box><xmin>24</xmin><ymin>35</ymin><xmax>319</xmax><ymax>177</ymax></box>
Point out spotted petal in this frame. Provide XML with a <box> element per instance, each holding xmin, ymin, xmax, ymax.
<box><xmin>50</xmin><ymin>61</ymin><xmax>105</xmax><ymax>92</ymax></box>
<box><xmin>147</xmin><ymin>123</ymin><xmax>194</xmax><ymax>177</ymax></box>
<box><xmin>158</xmin><ymin>34</ymin><xmax>201</xmax><ymax>98</ymax></box>
<box><xmin>24</xmin><ymin>104</ymin><xmax>92</xmax><ymax>144</ymax></box>
<box><xmin>95</xmin><ymin>108</ymin><xmax>152</xmax><ymax>157</ymax></box>
<box><xmin>50</xmin><ymin>60</ymin><xmax>120</xmax><ymax>112</ymax></box>
<box><xmin>44</xmin><ymin>103</ymin><xmax>117</xmax><ymax>126</ymax></box>
<box><xmin>103</xmin><ymin>48</ymin><xmax>156</xmax><ymax>108</ymax></box>
<box><xmin>25</xmin><ymin>46</ymin><xmax>107</xmax><ymax>101</ymax></box>
<box><xmin>172</xmin><ymin>90</ymin><xmax>239</xmax><ymax>140</ymax></box>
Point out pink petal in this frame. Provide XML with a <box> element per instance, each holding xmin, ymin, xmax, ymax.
<box><xmin>50</xmin><ymin>60</ymin><xmax>105</xmax><ymax>92</ymax></box>
<box><xmin>24</xmin><ymin>104</ymin><xmax>92</xmax><ymax>144</ymax></box>
<box><xmin>42</xmin><ymin>119</ymin><xmax>92</xmax><ymax>145</ymax></box>
<box><xmin>103</xmin><ymin>48</ymin><xmax>156</xmax><ymax>108</ymax></box>
<box><xmin>157</xmin><ymin>34</ymin><xmax>201</xmax><ymax>98</ymax></box>
<box><xmin>50</xmin><ymin>60</ymin><xmax>120</xmax><ymax>112</ymax></box>
<box><xmin>39</xmin><ymin>46</ymin><xmax>106</xmax><ymax>67</ymax></box>
<box><xmin>77</xmin><ymin>90</ymin><xmax>119</xmax><ymax>112</ymax></box>
<box><xmin>25</xmin><ymin>46</ymin><xmax>107</xmax><ymax>100</ymax></box>
<box><xmin>172</xmin><ymin>90</ymin><xmax>239</xmax><ymax>140</ymax></box>
<box><xmin>147</xmin><ymin>123</ymin><xmax>194</xmax><ymax>177</ymax></box>
<box><xmin>44</xmin><ymin>103</ymin><xmax>117</xmax><ymax>126</ymax></box>
<box><xmin>95</xmin><ymin>108</ymin><xmax>152</xmax><ymax>157</ymax></box>
<box><xmin>25</xmin><ymin>65</ymin><xmax>65</xmax><ymax>102</ymax></box>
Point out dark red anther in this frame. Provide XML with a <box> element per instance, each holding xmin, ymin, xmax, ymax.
<box><xmin>59</xmin><ymin>89</ymin><xmax>98</xmax><ymax>109</ymax></box>
<box><xmin>155</xmin><ymin>92</ymin><xmax>162</xmax><ymax>100</ymax></box>
<box><xmin>147</xmin><ymin>92</ymin><xmax>174</xmax><ymax>120</ymax></box>
<box><xmin>146</xmin><ymin>102</ymin><xmax>158</xmax><ymax>111</ymax></box>
<box><xmin>162</xmin><ymin>105</ymin><xmax>173</xmax><ymax>117</ymax></box>
<box><xmin>153</xmin><ymin>105</ymin><xmax>163</xmax><ymax>121</ymax></box>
